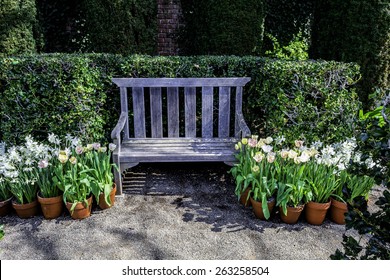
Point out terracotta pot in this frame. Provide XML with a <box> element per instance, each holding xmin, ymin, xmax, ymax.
<box><xmin>250</xmin><ymin>196</ymin><xmax>275</xmax><ymax>220</ymax></box>
<box><xmin>65</xmin><ymin>196</ymin><xmax>93</xmax><ymax>220</ymax></box>
<box><xmin>330</xmin><ymin>198</ymin><xmax>348</xmax><ymax>225</ymax></box>
<box><xmin>305</xmin><ymin>200</ymin><xmax>331</xmax><ymax>225</ymax></box>
<box><xmin>37</xmin><ymin>193</ymin><xmax>64</xmax><ymax>219</ymax></box>
<box><xmin>0</xmin><ymin>196</ymin><xmax>13</xmax><ymax>217</ymax></box>
<box><xmin>12</xmin><ymin>200</ymin><xmax>39</xmax><ymax>219</ymax></box>
<box><xmin>279</xmin><ymin>205</ymin><xmax>305</xmax><ymax>224</ymax></box>
<box><xmin>98</xmin><ymin>184</ymin><xmax>117</xmax><ymax>210</ymax></box>
<box><xmin>239</xmin><ymin>187</ymin><xmax>252</xmax><ymax>207</ymax></box>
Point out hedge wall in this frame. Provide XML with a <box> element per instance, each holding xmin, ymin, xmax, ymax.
<box><xmin>0</xmin><ymin>54</ymin><xmax>361</xmax><ymax>145</ymax></box>
<box><xmin>179</xmin><ymin>0</ymin><xmax>265</xmax><ymax>55</ymax></box>
<box><xmin>310</xmin><ymin>0</ymin><xmax>390</xmax><ymax>104</ymax></box>
<box><xmin>0</xmin><ymin>0</ymin><xmax>38</xmax><ymax>55</ymax></box>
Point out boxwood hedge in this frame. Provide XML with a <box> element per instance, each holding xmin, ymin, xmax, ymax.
<box><xmin>0</xmin><ymin>54</ymin><xmax>361</xmax><ymax>145</ymax></box>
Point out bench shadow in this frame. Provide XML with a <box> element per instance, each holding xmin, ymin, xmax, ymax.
<box><xmin>123</xmin><ymin>162</ymin><xmax>307</xmax><ymax>234</ymax></box>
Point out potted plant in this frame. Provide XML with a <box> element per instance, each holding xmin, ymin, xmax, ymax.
<box><xmin>230</xmin><ymin>137</ymin><xmax>254</xmax><ymax>207</ymax></box>
<box><xmin>84</xmin><ymin>143</ymin><xmax>118</xmax><ymax>209</ymax></box>
<box><xmin>0</xmin><ymin>176</ymin><xmax>13</xmax><ymax>217</ymax></box>
<box><xmin>330</xmin><ymin>171</ymin><xmax>374</xmax><ymax>224</ymax></box>
<box><xmin>36</xmin><ymin>158</ymin><xmax>64</xmax><ymax>219</ymax></box>
<box><xmin>305</xmin><ymin>163</ymin><xmax>339</xmax><ymax>225</ymax></box>
<box><xmin>2</xmin><ymin>141</ymin><xmax>40</xmax><ymax>219</ymax></box>
<box><xmin>9</xmin><ymin>170</ymin><xmax>39</xmax><ymax>219</ymax></box>
<box><xmin>60</xmin><ymin>152</ymin><xmax>94</xmax><ymax>220</ymax></box>
<box><xmin>276</xmin><ymin>163</ymin><xmax>312</xmax><ymax>224</ymax></box>
<box><xmin>248</xmin><ymin>150</ymin><xmax>278</xmax><ymax>220</ymax></box>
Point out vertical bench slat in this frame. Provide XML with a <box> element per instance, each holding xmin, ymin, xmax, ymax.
<box><xmin>150</xmin><ymin>87</ymin><xmax>163</xmax><ymax>138</ymax></box>
<box><xmin>185</xmin><ymin>87</ymin><xmax>196</xmax><ymax>137</ymax></box>
<box><xmin>120</xmin><ymin>87</ymin><xmax>130</xmax><ymax>140</ymax></box>
<box><xmin>218</xmin><ymin>87</ymin><xmax>231</xmax><ymax>137</ymax></box>
<box><xmin>167</xmin><ymin>87</ymin><xmax>179</xmax><ymax>137</ymax></box>
<box><xmin>202</xmin><ymin>86</ymin><xmax>213</xmax><ymax>138</ymax></box>
<box><xmin>132</xmin><ymin>87</ymin><xmax>146</xmax><ymax>138</ymax></box>
<box><xmin>235</xmin><ymin>86</ymin><xmax>243</xmax><ymax>137</ymax></box>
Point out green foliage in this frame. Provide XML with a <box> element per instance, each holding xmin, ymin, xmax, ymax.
<box><xmin>248</xmin><ymin>59</ymin><xmax>361</xmax><ymax>143</ymax></box>
<box><xmin>0</xmin><ymin>224</ymin><xmax>4</xmax><ymax>240</ymax></box>
<box><xmin>264</xmin><ymin>31</ymin><xmax>309</xmax><ymax>60</ymax></box>
<box><xmin>331</xmin><ymin>190</ymin><xmax>390</xmax><ymax>260</ymax></box>
<box><xmin>35</xmin><ymin>0</ymin><xmax>157</xmax><ymax>54</ymax></box>
<box><xmin>179</xmin><ymin>0</ymin><xmax>265</xmax><ymax>55</ymax></box>
<box><xmin>356</xmin><ymin>92</ymin><xmax>390</xmax><ymax>187</ymax></box>
<box><xmin>311</xmin><ymin>0</ymin><xmax>390</xmax><ymax>105</ymax></box>
<box><xmin>263</xmin><ymin>0</ymin><xmax>313</xmax><ymax>53</ymax></box>
<box><xmin>0</xmin><ymin>0</ymin><xmax>38</xmax><ymax>55</ymax></box>
<box><xmin>332</xmin><ymin>94</ymin><xmax>390</xmax><ymax>260</ymax></box>
<box><xmin>0</xmin><ymin>54</ymin><xmax>361</xmax><ymax>146</ymax></box>
<box><xmin>0</xmin><ymin>54</ymin><xmax>109</xmax><ymax>145</ymax></box>
<box><xmin>80</xmin><ymin>0</ymin><xmax>157</xmax><ymax>54</ymax></box>
<box><xmin>35</xmin><ymin>0</ymin><xmax>81</xmax><ymax>53</ymax></box>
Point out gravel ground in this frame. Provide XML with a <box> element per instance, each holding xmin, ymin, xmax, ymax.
<box><xmin>0</xmin><ymin>162</ymin><xmax>372</xmax><ymax>260</ymax></box>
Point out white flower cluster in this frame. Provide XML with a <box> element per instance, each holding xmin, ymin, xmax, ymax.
<box><xmin>313</xmin><ymin>137</ymin><xmax>378</xmax><ymax>171</ymax></box>
<box><xmin>0</xmin><ymin>134</ymin><xmax>81</xmax><ymax>184</ymax></box>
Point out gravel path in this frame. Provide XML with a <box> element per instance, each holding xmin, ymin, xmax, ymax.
<box><xmin>0</xmin><ymin>163</ymin><xmax>353</xmax><ymax>260</ymax></box>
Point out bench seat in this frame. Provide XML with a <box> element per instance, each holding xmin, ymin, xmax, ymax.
<box><xmin>120</xmin><ymin>138</ymin><xmax>238</xmax><ymax>163</ymax></box>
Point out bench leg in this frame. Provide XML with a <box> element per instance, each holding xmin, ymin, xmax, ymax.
<box><xmin>113</xmin><ymin>153</ymin><xmax>123</xmax><ymax>196</ymax></box>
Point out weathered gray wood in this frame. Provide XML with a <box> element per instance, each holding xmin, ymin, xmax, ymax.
<box><xmin>234</xmin><ymin>86</ymin><xmax>251</xmax><ymax>137</ymax></box>
<box><xmin>218</xmin><ymin>86</ymin><xmax>231</xmax><ymax>138</ymax></box>
<box><xmin>184</xmin><ymin>87</ymin><xmax>196</xmax><ymax>137</ymax></box>
<box><xmin>111</xmin><ymin>112</ymin><xmax>127</xmax><ymax>140</ymax></box>
<box><xmin>202</xmin><ymin>86</ymin><xmax>213</xmax><ymax>138</ymax></box>
<box><xmin>120</xmin><ymin>87</ymin><xmax>130</xmax><ymax>140</ymax></box>
<box><xmin>132</xmin><ymin>87</ymin><xmax>146</xmax><ymax>138</ymax></box>
<box><xmin>112</xmin><ymin>77</ymin><xmax>251</xmax><ymax>88</ymax></box>
<box><xmin>167</xmin><ymin>87</ymin><xmax>179</xmax><ymax>137</ymax></box>
<box><xmin>150</xmin><ymin>87</ymin><xmax>163</xmax><ymax>138</ymax></box>
<box><xmin>111</xmin><ymin>77</ymin><xmax>252</xmax><ymax>195</ymax></box>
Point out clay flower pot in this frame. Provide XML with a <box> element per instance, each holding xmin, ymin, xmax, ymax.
<box><xmin>305</xmin><ymin>200</ymin><xmax>331</xmax><ymax>225</ymax></box>
<box><xmin>239</xmin><ymin>187</ymin><xmax>252</xmax><ymax>207</ymax></box>
<box><xmin>0</xmin><ymin>197</ymin><xmax>13</xmax><ymax>217</ymax></box>
<box><xmin>279</xmin><ymin>205</ymin><xmax>305</xmax><ymax>224</ymax></box>
<box><xmin>12</xmin><ymin>200</ymin><xmax>39</xmax><ymax>219</ymax></box>
<box><xmin>250</xmin><ymin>196</ymin><xmax>275</xmax><ymax>220</ymax></box>
<box><xmin>98</xmin><ymin>184</ymin><xmax>117</xmax><ymax>210</ymax></box>
<box><xmin>65</xmin><ymin>196</ymin><xmax>93</xmax><ymax>220</ymax></box>
<box><xmin>37</xmin><ymin>193</ymin><xmax>64</xmax><ymax>219</ymax></box>
<box><xmin>330</xmin><ymin>198</ymin><xmax>348</xmax><ymax>225</ymax></box>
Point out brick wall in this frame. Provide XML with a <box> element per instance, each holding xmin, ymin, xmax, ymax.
<box><xmin>157</xmin><ymin>0</ymin><xmax>182</xmax><ymax>55</ymax></box>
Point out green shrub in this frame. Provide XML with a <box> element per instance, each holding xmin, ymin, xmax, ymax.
<box><xmin>35</xmin><ymin>0</ymin><xmax>81</xmax><ymax>53</ymax></box>
<box><xmin>263</xmin><ymin>0</ymin><xmax>313</xmax><ymax>54</ymax></box>
<box><xmin>264</xmin><ymin>31</ymin><xmax>309</xmax><ymax>60</ymax></box>
<box><xmin>80</xmin><ymin>0</ymin><xmax>157</xmax><ymax>54</ymax></box>
<box><xmin>179</xmin><ymin>0</ymin><xmax>265</xmax><ymax>55</ymax></box>
<box><xmin>0</xmin><ymin>0</ymin><xmax>38</xmax><ymax>55</ymax></box>
<box><xmin>0</xmin><ymin>54</ymin><xmax>110</xmax><ymax>144</ymax></box>
<box><xmin>0</xmin><ymin>54</ymin><xmax>360</xmax><ymax>146</ymax></box>
<box><xmin>310</xmin><ymin>0</ymin><xmax>390</xmax><ymax>105</ymax></box>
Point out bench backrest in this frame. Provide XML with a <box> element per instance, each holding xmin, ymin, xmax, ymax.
<box><xmin>112</xmin><ymin>78</ymin><xmax>251</xmax><ymax>139</ymax></box>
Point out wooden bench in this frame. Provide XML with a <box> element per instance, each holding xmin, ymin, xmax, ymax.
<box><xmin>111</xmin><ymin>77</ymin><xmax>251</xmax><ymax>195</ymax></box>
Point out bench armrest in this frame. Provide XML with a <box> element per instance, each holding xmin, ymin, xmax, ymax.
<box><xmin>236</xmin><ymin>113</ymin><xmax>251</xmax><ymax>138</ymax></box>
<box><xmin>111</xmin><ymin>112</ymin><xmax>127</xmax><ymax>140</ymax></box>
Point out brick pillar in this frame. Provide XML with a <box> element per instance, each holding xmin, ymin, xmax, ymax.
<box><xmin>157</xmin><ymin>0</ymin><xmax>182</xmax><ymax>55</ymax></box>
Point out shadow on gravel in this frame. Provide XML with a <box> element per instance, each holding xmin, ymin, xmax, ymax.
<box><xmin>123</xmin><ymin>162</ymin><xmax>307</xmax><ymax>234</ymax></box>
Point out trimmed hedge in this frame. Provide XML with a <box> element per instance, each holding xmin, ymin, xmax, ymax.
<box><xmin>0</xmin><ymin>54</ymin><xmax>361</xmax><ymax>145</ymax></box>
